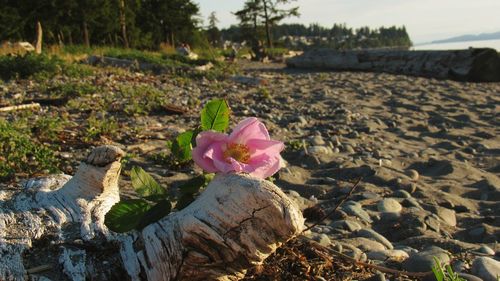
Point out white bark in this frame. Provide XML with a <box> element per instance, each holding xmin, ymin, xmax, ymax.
<box><xmin>0</xmin><ymin>145</ymin><xmax>304</xmax><ymax>281</ymax></box>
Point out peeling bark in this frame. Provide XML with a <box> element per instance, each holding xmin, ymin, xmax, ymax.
<box><xmin>0</xmin><ymin>145</ymin><xmax>304</xmax><ymax>280</ymax></box>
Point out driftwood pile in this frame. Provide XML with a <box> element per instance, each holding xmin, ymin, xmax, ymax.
<box><xmin>286</xmin><ymin>48</ymin><xmax>500</xmax><ymax>82</ymax></box>
<box><xmin>0</xmin><ymin>145</ymin><xmax>304</xmax><ymax>281</ymax></box>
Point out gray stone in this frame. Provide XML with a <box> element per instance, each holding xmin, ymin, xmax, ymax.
<box><xmin>342</xmin><ymin>237</ymin><xmax>386</xmax><ymax>252</ymax></box>
<box><xmin>344</xmin><ymin>144</ymin><xmax>356</xmax><ymax>154</ymax></box>
<box><xmin>393</xmin><ymin>189</ymin><xmax>412</xmax><ymax>198</ymax></box>
<box><xmin>308</xmin><ymin>145</ymin><xmax>331</xmax><ymax>155</ymax></box>
<box><xmin>330</xmin><ymin>219</ymin><xmax>362</xmax><ymax>232</ymax></box>
<box><xmin>425</xmin><ymin>214</ymin><xmax>441</xmax><ymax>232</ymax></box>
<box><xmin>340</xmin><ymin>242</ymin><xmax>364</xmax><ymax>261</ymax></box>
<box><xmin>406</xmin><ymin>169</ymin><xmax>419</xmax><ymax>181</ymax></box>
<box><xmin>403</xmin><ymin>246</ymin><xmax>450</xmax><ymax>273</ymax></box>
<box><xmin>343</xmin><ymin>201</ymin><xmax>372</xmax><ymax>223</ymax></box>
<box><xmin>478</xmin><ymin>245</ymin><xmax>495</xmax><ymax>256</ymax></box>
<box><xmin>311</xmin><ymin>135</ymin><xmax>326</xmax><ymax>146</ymax></box>
<box><xmin>434</xmin><ymin>206</ymin><xmax>457</xmax><ymax>227</ymax></box>
<box><xmin>356</xmin><ymin>229</ymin><xmax>394</xmax><ymax>250</ymax></box>
<box><xmin>457</xmin><ymin>273</ymin><xmax>484</xmax><ymax>281</ymax></box>
<box><xmin>469</xmin><ymin>226</ymin><xmax>486</xmax><ymax>237</ymax></box>
<box><xmin>314</xmin><ymin>233</ymin><xmax>332</xmax><ymax>247</ymax></box>
<box><xmin>403</xmin><ymin>197</ymin><xmax>423</xmax><ymax>209</ymax></box>
<box><xmin>472</xmin><ymin>257</ymin><xmax>500</xmax><ymax>281</ymax></box>
<box><xmin>377</xmin><ymin>198</ymin><xmax>403</xmax><ymax>213</ymax></box>
<box><xmin>366</xmin><ymin>249</ymin><xmax>409</xmax><ymax>261</ymax></box>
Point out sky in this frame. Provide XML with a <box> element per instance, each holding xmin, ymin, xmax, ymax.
<box><xmin>194</xmin><ymin>0</ymin><xmax>500</xmax><ymax>43</ymax></box>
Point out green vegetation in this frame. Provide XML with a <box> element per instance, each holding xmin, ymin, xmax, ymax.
<box><xmin>432</xmin><ymin>258</ymin><xmax>465</xmax><ymax>281</ymax></box>
<box><xmin>0</xmin><ymin>118</ymin><xmax>59</xmax><ymax>180</ymax></box>
<box><xmin>117</xmin><ymin>85</ymin><xmax>164</xmax><ymax>116</ymax></box>
<box><xmin>0</xmin><ymin>53</ymin><xmax>94</xmax><ymax>81</ymax></box>
<box><xmin>0</xmin><ymin>54</ymin><xmax>62</xmax><ymax>80</ymax></box>
<box><xmin>84</xmin><ymin>113</ymin><xmax>119</xmax><ymax>142</ymax></box>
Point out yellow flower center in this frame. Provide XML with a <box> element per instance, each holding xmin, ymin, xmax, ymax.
<box><xmin>224</xmin><ymin>143</ymin><xmax>251</xmax><ymax>163</ymax></box>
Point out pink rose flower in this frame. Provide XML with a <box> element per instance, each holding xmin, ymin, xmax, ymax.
<box><xmin>192</xmin><ymin>117</ymin><xmax>284</xmax><ymax>179</ymax></box>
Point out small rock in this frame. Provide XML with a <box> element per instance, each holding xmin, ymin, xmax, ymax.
<box><xmin>471</xmin><ymin>257</ymin><xmax>500</xmax><ymax>281</ymax></box>
<box><xmin>307</xmin><ymin>145</ymin><xmax>331</xmax><ymax>155</ymax></box>
<box><xmin>425</xmin><ymin>214</ymin><xmax>441</xmax><ymax>232</ymax></box>
<box><xmin>457</xmin><ymin>273</ymin><xmax>484</xmax><ymax>281</ymax></box>
<box><xmin>344</xmin><ymin>144</ymin><xmax>356</xmax><ymax>154</ymax></box>
<box><xmin>356</xmin><ymin>229</ymin><xmax>394</xmax><ymax>250</ymax></box>
<box><xmin>403</xmin><ymin>246</ymin><xmax>450</xmax><ymax>273</ymax></box>
<box><xmin>311</xmin><ymin>135</ymin><xmax>326</xmax><ymax>146</ymax></box>
<box><xmin>406</xmin><ymin>169</ymin><xmax>419</xmax><ymax>181</ymax></box>
<box><xmin>343</xmin><ymin>201</ymin><xmax>372</xmax><ymax>223</ymax></box>
<box><xmin>469</xmin><ymin>226</ymin><xmax>486</xmax><ymax>237</ymax></box>
<box><xmin>377</xmin><ymin>198</ymin><xmax>403</xmax><ymax>213</ymax></box>
<box><xmin>367</xmin><ymin>249</ymin><xmax>409</xmax><ymax>261</ymax></box>
<box><xmin>340</xmin><ymin>243</ymin><xmax>364</xmax><ymax>261</ymax></box>
<box><xmin>393</xmin><ymin>189</ymin><xmax>412</xmax><ymax>198</ymax></box>
<box><xmin>314</xmin><ymin>234</ymin><xmax>332</xmax><ymax>247</ymax></box>
<box><xmin>330</xmin><ymin>219</ymin><xmax>362</xmax><ymax>232</ymax></box>
<box><xmin>403</xmin><ymin>197</ymin><xmax>423</xmax><ymax>209</ymax></box>
<box><xmin>478</xmin><ymin>245</ymin><xmax>495</xmax><ymax>256</ymax></box>
<box><xmin>434</xmin><ymin>206</ymin><xmax>457</xmax><ymax>227</ymax></box>
<box><xmin>342</xmin><ymin>237</ymin><xmax>386</xmax><ymax>252</ymax></box>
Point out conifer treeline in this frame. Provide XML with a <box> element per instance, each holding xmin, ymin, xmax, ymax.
<box><xmin>222</xmin><ymin>23</ymin><xmax>413</xmax><ymax>50</ymax></box>
<box><xmin>0</xmin><ymin>0</ymin><xmax>200</xmax><ymax>49</ymax></box>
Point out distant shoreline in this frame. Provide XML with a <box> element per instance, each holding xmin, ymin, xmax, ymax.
<box><xmin>412</xmin><ymin>39</ymin><xmax>500</xmax><ymax>51</ymax></box>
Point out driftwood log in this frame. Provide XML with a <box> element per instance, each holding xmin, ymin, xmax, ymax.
<box><xmin>0</xmin><ymin>145</ymin><xmax>304</xmax><ymax>281</ymax></box>
<box><xmin>286</xmin><ymin>48</ymin><xmax>500</xmax><ymax>82</ymax></box>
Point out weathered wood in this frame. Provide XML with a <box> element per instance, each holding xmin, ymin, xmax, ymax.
<box><xmin>286</xmin><ymin>48</ymin><xmax>500</xmax><ymax>82</ymax></box>
<box><xmin>0</xmin><ymin>145</ymin><xmax>304</xmax><ymax>281</ymax></box>
<box><xmin>35</xmin><ymin>21</ymin><xmax>43</xmax><ymax>54</ymax></box>
<box><xmin>0</xmin><ymin>103</ymin><xmax>40</xmax><ymax>112</ymax></box>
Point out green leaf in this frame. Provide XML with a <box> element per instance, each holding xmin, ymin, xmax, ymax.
<box><xmin>130</xmin><ymin>166</ymin><xmax>166</xmax><ymax>198</ymax></box>
<box><xmin>171</xmin><ymin>130</ymin><xmax>194</xmax><ymax>162</ymax></box>
<box><xmin>105</xmin><ymin>199</ymin><xmax>151</xmax><ymax>233</ymax></box>
<box><xmin>432</xmin><ymin>257</ymin><xmax>445</xmax><ymax>281</ymax></box>
<box><xmin>201</xmin><ymin>99</ymin><xmax>230</xmax><ymax>132</ymax></box>
<box><xmin>136</xmin><ymin>200</ymin><xmax>172</xmax><ymax>230</ymax></box>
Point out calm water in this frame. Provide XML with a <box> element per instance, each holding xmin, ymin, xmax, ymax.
<box><xmin>413</xmin><ymin>39</ymin><xmax>500</xmax><ymax>51</ymax></box>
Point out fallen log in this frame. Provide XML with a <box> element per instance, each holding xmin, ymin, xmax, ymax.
<box><xmin>0</xmin><ymin>103</ymin><xmax>41</xmax><ymax>112</ymax></box>
<box><xmin>286</xmin><ymin>48</ymin><xmax>500</xmax><ymax>82</ymax></box>
<box><xmin>0</xmin><ymin>145</ymin><xmax>304</xmax><ymax>280</ymax></box>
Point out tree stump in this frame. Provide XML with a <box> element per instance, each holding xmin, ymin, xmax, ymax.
<box><xmin>286</xmin><ymin>48</ymin><xmax>500</xmax><ymax>82</ymax></box>
<box><xmin>0</xmin><ymin>145</ymin><xmax>304</xmax><ymax>280</ymax></box>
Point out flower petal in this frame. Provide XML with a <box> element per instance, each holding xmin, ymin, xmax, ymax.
<box><xmin>245</xmin><ymin>154</ymin><xmax>282</xmax><ymax>178</ymax></box>
<box><xmin>246</xmin><ymin>139</ymin><xmax>284</xmax><ymax>159</ymax></box>
<box><xmin>229</xmin><ymin>117</ymin><xmax>270</xmax><ymax>144</ymax></box>
<box><xmin>192</xmin><ymin>141</ymin><xmax>221</xmax><ymax>172</ymax></box>
<box><xmin>195</xmin><ymin>131</ymin><xmax>228</xmax><ymax>148</ymax></box>
<box><xmin>192</xmin><ymin>131</ymin><xmax>228</xmax><ymax>172</ymax></box>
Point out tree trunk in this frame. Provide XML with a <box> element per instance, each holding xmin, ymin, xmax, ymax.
<box><xmin>0</xmin><ymin>145</ymin><xmax>304</xmax><ymax>281</ymax></box>
<box><xmin>119</xmin><ymin>0</ymin><xmax>129</xmax><ymax>48</ymax></box>
<box><xmin>262</xmin><ymin>0</ymin><xmax>272</xmax><ymax>49</ymax></box>
<box><xmin>35</xmin><ymin>21</ymin><xmax>42</xmax><ymax>54</ymax></box>
<box><xmin>286</xmin><ymin>48</ymin><xmax>500</xmax><ymax>82</ymax></box>
<box><xmin>83</xmin><ymin>19</ymin><xmax>90</xmax><ymax>47</ymax></box>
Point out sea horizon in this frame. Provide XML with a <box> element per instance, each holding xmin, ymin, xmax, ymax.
<box><xmin>413</xmin><ymin>38</ymin><xmax>500</xmax><ymax>51</ymax></box>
